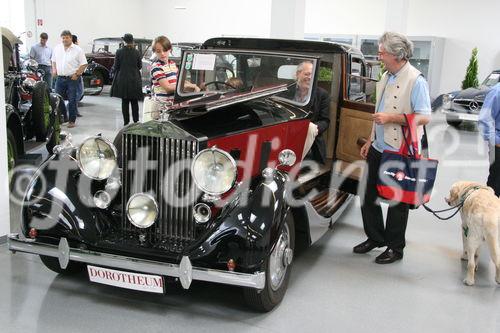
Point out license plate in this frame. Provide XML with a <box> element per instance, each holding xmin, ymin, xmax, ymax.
<box><xmin>87</xmin><ymin>265</ymin><xmax>164</xmax><ymax>294</ymax></box>
<box><xmin>456</xmin><ymin>113</ymin><xmax>478</xmax><ymax>121</ymax></box>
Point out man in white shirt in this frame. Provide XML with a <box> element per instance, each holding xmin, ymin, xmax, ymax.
<box><xmin>51</xmin><ymin>30</ymin><xmax>87</xmax><ymax>128</ymax></box>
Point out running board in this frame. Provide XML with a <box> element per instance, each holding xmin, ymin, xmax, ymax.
<box><xmin>305</xmin><ymin>189</ymin><xmax>354</xmax><ymax>244</ymax></box>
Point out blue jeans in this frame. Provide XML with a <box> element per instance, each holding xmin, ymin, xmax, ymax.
<box><xmin>55</xmin><ymin>76</ymin><xmax>79</xmax><ymax>122</ymax></box>
<box><xmin>76</xmin><ymin>76</ymin><xmax>84</xmax><ymax>100</ymax></box>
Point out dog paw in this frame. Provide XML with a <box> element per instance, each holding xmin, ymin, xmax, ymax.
<box><xmin>463</xmin><ymin>278</ymin><xmax>475</xmax><ymax>286</ymax></box>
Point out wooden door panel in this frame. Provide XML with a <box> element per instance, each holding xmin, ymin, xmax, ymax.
<box><xmin>336</xmin><ymin>107</ymin><xmax>372</xmax><ymax>162</ymax></box>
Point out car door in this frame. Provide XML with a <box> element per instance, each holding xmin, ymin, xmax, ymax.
<box><xmin>334</xmin><ymin>53</ymin><xmax>377</xmax><ymax>189</ymax></box>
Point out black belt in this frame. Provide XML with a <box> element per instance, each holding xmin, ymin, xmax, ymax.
<box><xmin>38</xmin><ymin>64</ymin><xmax>51</xmax><ymax>67</ymax></box>
<box><xmin>58</xmin><ymin>75</ymin><xmax>73</xmax><ymax>79</ymax></box>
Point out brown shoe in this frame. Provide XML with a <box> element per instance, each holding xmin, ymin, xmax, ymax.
<box><xmin>67</xmin><ymin>122</ymin><xmax>76</xmax><ymax>128</ymax></box>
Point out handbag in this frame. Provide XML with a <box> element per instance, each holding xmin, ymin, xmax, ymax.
<box><xmin>141</xmin><ymin>96</ymin><xmax>161</xmax><ymax>122</ymax></box>
<box><xmin>376</xmin><ymin>114</ymin><xmax>438</xmax><ymax>208</ymax></box>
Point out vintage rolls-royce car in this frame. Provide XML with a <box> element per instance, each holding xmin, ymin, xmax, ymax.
<box><xmin>84</xmin><ymin>37</ymin><xmax>153</xmax><ymax>95</ymax></box>
<box><xmin>9</xmin><ymin>37</ymin><xmax>378</xmax><ymax>311</ymax></box>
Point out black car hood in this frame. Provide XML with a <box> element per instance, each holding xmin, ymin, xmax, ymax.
<box><xmin>454</xmin><ymin>86</ymin><xmax>491</xmax><ymax>101</ymax></box>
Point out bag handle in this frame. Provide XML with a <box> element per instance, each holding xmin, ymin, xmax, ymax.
<box><xmin>398</xmin><ymin>114</ymin><xmax>421</xmax><ymax>158</ymax></box>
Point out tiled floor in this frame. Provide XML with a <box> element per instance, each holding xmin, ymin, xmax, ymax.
<box><xmin>1</xmin><ymin>92</ymin><xmax>499</xmax><ymax>332</ymax></box>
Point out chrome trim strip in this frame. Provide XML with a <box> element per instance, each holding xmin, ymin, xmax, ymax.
<box><xmin>304</xmin><ymin>201</ymin><xmax>331</xmax><ymax>244</ymax></box>
<box><xmin>8</xmin><ymin>234</ymin><xmax>265</xmax><ymax>290</ymax></box>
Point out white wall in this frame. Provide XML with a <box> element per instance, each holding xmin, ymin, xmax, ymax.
<box><xmin>305</xmin><ymin>0</ymin><xmax>387</xmax><ymax>36</ymax></box>
<box><xmin>142</xmin><ymin>0</ymin><xmax>272</xmax><ymax>43</ymax></box>
<box><xmin>306</xmin><ymin>0</ymin><xmax>500</xmax><ymax>95</ymax></box>
<box><xmin>406</xmin><ymin>0</ymin><xmax>500</xmax><ymax>94</ymax></box>
<box><xmin>23</xmin><ymin>0</ymin><xmax>147</xmax><ymax>52</ymax></box>
<box><xmin>270</xmin><ymin>0</ymin><xmax>305</xmax><ymax>39</ymax></box>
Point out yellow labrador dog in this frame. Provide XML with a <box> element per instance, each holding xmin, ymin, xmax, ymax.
<box><xmin>446</xmin><ymin>181</ymin><xmax>500</xmax><ymax>286</ymax></box>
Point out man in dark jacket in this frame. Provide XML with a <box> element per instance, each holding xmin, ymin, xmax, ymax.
<box><xmin>293</xmin><ymin>61</ymin><xmax>330</xmax><ymax>164</ymax></box>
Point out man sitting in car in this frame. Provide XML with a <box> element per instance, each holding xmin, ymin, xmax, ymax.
<box><xmin>292</xmin><ymin>61</ymin><xmax>330</xmax><ymax>164</ymax></box>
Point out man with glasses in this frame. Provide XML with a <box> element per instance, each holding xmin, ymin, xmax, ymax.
<box><xmin>354</xmin><ymin>32</ymin><xmax>431</xmax><ymax>264</ymax></box>
<box><xmin>29</xmin><ymin>32</ymin><xmax>53</xmax><ymax>88</ymax></box>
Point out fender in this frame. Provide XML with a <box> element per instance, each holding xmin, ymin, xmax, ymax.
<box><xmin>20</xmin><ymin>153</ymin><xmax>116</xmax><ymax>246</ymax></box>
<box><xmin>187</xmin><ymin>170</ymin><xmax>289</xmax><ymax>272</ymax></box>
<box><xmin>84</xmin><ymin>62</ymin><xmax>109</xmax><ymax>82</ymax></box>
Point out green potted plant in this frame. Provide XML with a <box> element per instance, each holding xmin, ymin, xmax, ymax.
<box><xmin>461</xmin><ymin>47</ymin><xmax>479</xmax><ymax>90</ymax></box>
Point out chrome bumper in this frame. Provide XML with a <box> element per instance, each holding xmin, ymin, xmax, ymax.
<box><xmin>441</xmin><ymin>109</ymin><xmax>479</xmax><ymax>121</ymax></box>
<box><xmin>8</xmin><ymin>234</ymin><xmax>265</xmax><ymax>290</ymax></box>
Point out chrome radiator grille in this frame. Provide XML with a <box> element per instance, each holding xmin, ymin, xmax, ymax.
<box><xmin>121</xmin><ymin>133</ymin><xmax>199</xmax><ymax>251</ymax></box>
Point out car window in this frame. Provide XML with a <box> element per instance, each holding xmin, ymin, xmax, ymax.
<box><xmin>92</xmin><ymin>42</ymin><xmax>121</xmax><ymax>54</ymax></box>
<box><xmin>483</xmin><ymin>73</ymin><xmax>500</xmax><ymax>87</ymax></box>
<box><xmin>171</xmin><ymin>46</ymin><xmax>183</xmax><ymax>58</ymax></box>
<box><xmin>177</xmin><ymin>51</ymin><xmax>317</xmax><ymax>107</ymax></box>
<box><xmin>143</xmin><ymin>44</ymin><xmax>153</xmax><ymax>60</ymax></box>
<box><xmin>347</xmin><ymin>56</ymin><xmax>377</xmax><ymax>104</ymax></box>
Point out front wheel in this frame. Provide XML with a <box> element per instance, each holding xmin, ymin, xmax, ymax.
<box><xmin>7</xmin><ymin>129</ymin><xmax>18</xmax><ymax>172</ymax></box>
<box><xmin>243</xmin><ymin>213</ymin><xmax>295</xmax><ymax>312</ymax></box>
<box><xmin>31</xmin><ymin>81</ymin><xmax>51</xmax><ymax>141</ymax></box>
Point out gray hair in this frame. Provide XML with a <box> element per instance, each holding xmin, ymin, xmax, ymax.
<box><xmin>378</xmin><ymin>32</ymin><xmax>413</xmax><ymax>61</ymax></box>
<box><xmin>296</xmin><ymin>61</ymin><xmax>313</xmax><ymax>73</ymax></box>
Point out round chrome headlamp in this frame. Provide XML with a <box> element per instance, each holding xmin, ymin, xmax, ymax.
<box><xmin>193</xmin><ymin>203</ymin><xmax>211</xmax><ymax>224</ymax></box>
<box><xmin>191</xmin><ymin>147</ymin><xmax>237</xmax><ymax>195</ymax></box>
<box><xmin>22</xmin><ymin>77</ymin><xmax>36</xmax><ymax>89</ymax></box>
<box><xmin>126</xmin><ymin>193</ymin><xmax>158</xmax><ymax>228</ymax></box>
<box><xmin>23</xmin><ymin>59</ymin><xmax>39</xmax><ymax>72</ymax></box>
<box><xmin>77</xmin><ymin>136</ymin><xmax>117</xmax><ymax>180</ymax></box>
<box><xmin>93</xmin><ymin>190</ymin><xmax>111</xmax><ymax>209</ymax></box>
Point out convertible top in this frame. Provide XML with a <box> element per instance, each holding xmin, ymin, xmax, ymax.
<box><xmin>93</xmin><ymin>37</ymin><xmax>152</xmax><ymax>44</ymax></box>
<box><xmin>203</xmin><ymin>37</ymin><xmax>363</xmax><ymax>56</ymax></box>
<box><xmin>2</xmin><ymin>27</ymin><xmax>22</xmax><ymax>71</ymax></box>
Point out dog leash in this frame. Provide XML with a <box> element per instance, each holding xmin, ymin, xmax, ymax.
<box><xmin>422</xmin><ymin>185</ymin><xmax>485</xmax><ymax>221</ymax></box>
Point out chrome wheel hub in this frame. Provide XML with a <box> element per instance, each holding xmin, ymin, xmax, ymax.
<box><xmin>269</xmin><ymin>223</ymin><xmax>292</xmax><ymax>291</ymax></box>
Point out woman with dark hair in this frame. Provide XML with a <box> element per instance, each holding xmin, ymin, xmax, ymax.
<box><xmin>110</xmin><ymin>33</ymin><xmax>142</xmax><ymax>125</ymax></box>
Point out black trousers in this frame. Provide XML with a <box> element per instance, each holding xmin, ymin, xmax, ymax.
<box><xmin>121</xmin><ymin>98</ymin><xmax>139</xmax><ymax>125</ymax></box>
<box><xmin>360</xmin><ymin>146</ymin><xmax>409</xmax><ymax>254</ymax></box>
<box><xmin>487</xmin><ymin>146</ymin><xmax>500</xmax><ymax>196</ymax></box>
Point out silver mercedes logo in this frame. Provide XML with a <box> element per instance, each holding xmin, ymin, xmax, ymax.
<box><xmin>469</xmin><ymin>101</ymin><xmax>479</xmax><ymax>111</ymax></box>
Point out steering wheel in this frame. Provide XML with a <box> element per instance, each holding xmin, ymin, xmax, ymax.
<box><xmin>203</xmin><ymin>81</ymin><xmax>236</xmax><ymax>90</ymax></box>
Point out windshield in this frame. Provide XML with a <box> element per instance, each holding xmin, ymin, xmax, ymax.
<box><xmin>92</xmin><ymin>41</ymin><xmax>121</xmax><ymax>54</ymax></box>
<box><xmin>177</xmin><ymin>50</ymin><xmax>317</xmax><ymax>106</ymax></box>
<box><xmin>482</xmin><ymin>72</ymin><xmax>500</xmax><ymax>87</ymax></box>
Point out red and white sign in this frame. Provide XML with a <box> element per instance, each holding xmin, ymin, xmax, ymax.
<box><xmin>37</xmin><ymin>19</ymin><xmax>43</xmax><ymax>26</ymax></box>
<box><xmin>87</xmin><ymin>265</ymin><xmax>164</xmax><ymax>293</ymax></box>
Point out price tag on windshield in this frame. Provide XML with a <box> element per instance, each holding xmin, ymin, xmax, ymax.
<box><xmin>192</xmin><ymin>54</ymin><xmax>216</xmax><ymax>71</ymax></box>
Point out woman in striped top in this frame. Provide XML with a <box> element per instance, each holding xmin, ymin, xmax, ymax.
<box><xmin>150</xmin><ymin>36</ymin><xmax>199</xmax><ymax>101</ymax></box>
